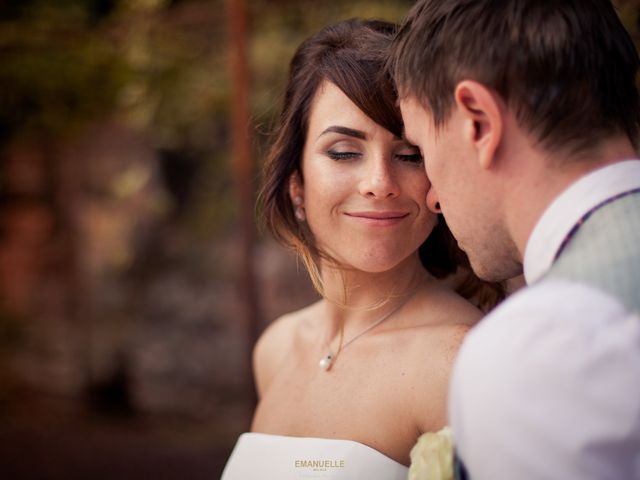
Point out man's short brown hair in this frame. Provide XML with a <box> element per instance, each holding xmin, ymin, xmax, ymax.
<box><xmin>390</xmin><ymin>0</ymin><xmax>640</xmax><ymax>155</ymax></box>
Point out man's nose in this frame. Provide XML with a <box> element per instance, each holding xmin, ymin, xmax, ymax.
<box><xmin>426</xmin><ymin>187</ymin><xmax>441</xmax><ymax>213</ymax></box>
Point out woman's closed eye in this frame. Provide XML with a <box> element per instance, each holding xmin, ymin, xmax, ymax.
<box><xmin>396</xmin><ymin>146</ymin><xmax>423</xmax><ymax>164</ymax></box>
<box><xmin>327</xmin><ymin>149</ymin><xmax>361</xmax><ymax>161</ymax></box>
<box><xmin>396</xmin><ymin>152</ymin><xmax>423</xmax><ymax>164</ymax></box>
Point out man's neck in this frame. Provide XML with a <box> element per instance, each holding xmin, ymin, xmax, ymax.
<box><xmin>505</xmin><ymin>134</ymin><xmax>636</xmax><ymax>261</ymax></box>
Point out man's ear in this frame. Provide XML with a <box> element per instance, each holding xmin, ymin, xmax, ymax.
<box><xmin>453</xmin><ymin>80</ymin><xmax>503</xmax><ymax>170</ymax></box>
<box><xmin>288</xmin><ymin>170</ymin><xmax>304</xmax><ymax>202</ymax></box>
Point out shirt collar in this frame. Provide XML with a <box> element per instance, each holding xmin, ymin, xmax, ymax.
<box><xmin>524</xmin><ymin>159</ymin><xmax>640</xmax><ymax>284</ymax></box>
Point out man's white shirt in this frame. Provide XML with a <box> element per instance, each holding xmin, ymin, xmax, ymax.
<box><xmin>450</xmin><ymin>160</ymin><xmax>640</xmax><ymax>479</ymax></box>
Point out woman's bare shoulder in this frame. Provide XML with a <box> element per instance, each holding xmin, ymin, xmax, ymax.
<box><xmin>412</xmin><ymin>279</ymin><xmax>484</xmax><ymax>329</ymax></box>
<box><xmin>390</xmin><ymin>281</ymin><xmax>481</xmax><ymax>365</ymax></box>
<box><xmin>400</xmin><ymin>284</ymin><xmax>482</xmax><ymax>432</ymax></box>
<box><xmin>253</xmin><ymin>300</ymin><xmax>323</xmax><ymax>397</ymax></box>
<box><xmin>414</xmin><ymin>282</ymin><xmax>483</xmax><ymax>361</ymax></box>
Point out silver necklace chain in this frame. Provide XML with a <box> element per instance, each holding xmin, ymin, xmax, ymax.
<box><xmin>318</xmin><ymin>287</ymin><xmax>419</xmax><ymax>371</ymax></box>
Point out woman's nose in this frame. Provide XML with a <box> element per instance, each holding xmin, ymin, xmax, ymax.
<box><xmin>359</xmin><ymin>158</ymin><xmax>400</xmax><ymax>199</ymax></box>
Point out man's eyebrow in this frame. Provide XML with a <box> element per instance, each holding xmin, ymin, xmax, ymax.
<box><xmin>318</xmin><ymin>126</ymin><xmax>367</xmax><ymax>140</ymax></box>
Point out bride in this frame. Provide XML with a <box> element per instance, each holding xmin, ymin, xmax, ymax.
<box><xmin>222</xmin><ymin>19</ymin><xmax>502</xmax><ymax>479</ymax></box>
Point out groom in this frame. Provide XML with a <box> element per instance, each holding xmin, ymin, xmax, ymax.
<box><xmin>390</xmin><ymin>0</ymin><xmax>640</xmax><ymax>478</ymax></box>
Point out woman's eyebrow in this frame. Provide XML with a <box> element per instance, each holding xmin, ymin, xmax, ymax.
<box><xmin>318</xmin><ymin>125</ymin><xmax>367</xmax><ymax>140</ymax></box>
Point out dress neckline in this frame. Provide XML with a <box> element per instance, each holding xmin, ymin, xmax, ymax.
<box><xmin>242</xmin><ymin>431</ymin><xmax>408</xmax><ymax>469</ymax></box>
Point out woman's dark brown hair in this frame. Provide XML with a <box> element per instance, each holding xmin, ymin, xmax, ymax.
<box><xmin>260</xmin><ymin>18</ymin><xmax>503</xmax><ymax>310</ymax></box>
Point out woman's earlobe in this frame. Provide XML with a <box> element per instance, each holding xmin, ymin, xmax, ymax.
<box><xmin>289</xmin><ymin>171</ymin><xmax>306</xmax><ymax>221</ymax></box>
<box><xmin>292</xmin><ymin>195</ymin><xmax>306</xmax><ymax>221</ymax></box>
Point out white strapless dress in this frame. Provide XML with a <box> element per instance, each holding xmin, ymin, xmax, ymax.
<box><xmin>221</xmin><ymin>432</ymin><xmax>408</xmax><ymax>479</ymax></box>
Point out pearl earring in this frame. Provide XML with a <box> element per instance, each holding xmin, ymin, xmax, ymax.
<box><xmin>293</xmin><ymin>196</ymin><xmax>306</xmax><ymax>221</ymax></box>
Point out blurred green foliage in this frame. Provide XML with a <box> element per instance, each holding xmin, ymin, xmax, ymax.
<box><xmin>0</xmin><ymin>0</ymin><xmax>416</xmax><ymax>148</ymax></box>
<box><xmin>0</xmin><ymin>0</ymin><xmax>129</xmax><ymax>143</ymax></box>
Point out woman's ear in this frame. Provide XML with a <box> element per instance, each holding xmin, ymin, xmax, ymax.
<box><xmin>289</xmin><ymin>171</ymin><xmax>306</xmax><ymax>221</ymax></box>
<box><xmin>288</xmin><ymin>170</ymin><xmax>304</xmax><ymax>201</ymax></box>
<box><xmin>453</xmin><ymin>80</ymin><xmax>503</xmax><ymax>170</ymax></box>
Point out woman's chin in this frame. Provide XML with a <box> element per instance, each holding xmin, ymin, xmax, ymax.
<box><xmin>345</xmin><ymin>250</ymin><xmax>417</xmax><ymax>274</ymax></box>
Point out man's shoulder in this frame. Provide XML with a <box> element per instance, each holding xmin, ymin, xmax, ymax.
<box><xmin>450</xmin><ymin>279</ymin><xmax>640</xmax><ymax>479</ymax></box>
<box><xmin>468</xmin><ymin>278</ymin><xmax>631</xmax><ymax>342</ymax></box>
<box><xmin>454</xmin><ymin>278</ymin><xmax>638</xmax><ymax>390</ymax></box>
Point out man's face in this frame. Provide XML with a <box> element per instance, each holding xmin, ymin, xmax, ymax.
<box><xmin>400</xmin><ymin>96</ymin><xmax>520</xmax><ymax>281</ymax></box>
<box><xmin>399</xmin><ymin>97</ymin><xmax>461</xmax><ymax>215</ymax></box>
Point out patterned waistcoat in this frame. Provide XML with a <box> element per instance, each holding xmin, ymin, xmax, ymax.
<box><xmin>544</xmin><ymin>190</ymin><xmax>640</xmax><ymax>313</ymax></box>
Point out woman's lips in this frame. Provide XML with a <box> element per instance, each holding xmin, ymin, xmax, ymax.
<box><xmin>344</xmin><ymin>211</ymin><xmax>409</xmax><ymax>226</ymax></box>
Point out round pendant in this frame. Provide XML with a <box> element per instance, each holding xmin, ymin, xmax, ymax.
<box><xmin>318</xmin><ymin>352</ymin><xmax>334</xmax><ymax>370</ymax></box>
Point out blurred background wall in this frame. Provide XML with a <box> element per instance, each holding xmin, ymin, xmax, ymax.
<box><xmin>0</xmin><ymin>0</ymin><xmax>638</xmax><ymax>478</ymax></box>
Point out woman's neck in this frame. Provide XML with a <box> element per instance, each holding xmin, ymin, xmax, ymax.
<box><xmin>318</xmin><ymin>253</ymin><xmax>428</xmax><ymax>344</ymax></box>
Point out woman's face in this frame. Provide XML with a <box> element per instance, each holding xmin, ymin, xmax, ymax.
<box><xmin>295</xmin><ymin>80</ymin><xmax>437</xmax><ymax>273</ymax></box>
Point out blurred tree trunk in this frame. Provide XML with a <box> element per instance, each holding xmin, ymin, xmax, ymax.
<box><xmin>229</xmin><ymin>0</ymin><xmax>260</xmax><ymax>407</ymax></box>
<box><xmin>0</xmin><ymin>138</ymin><xmax>91</xmax><ymax>395</ymax></box>
<box><xmin>0</xmin><ymin>145</ymin><xmax>53</xmax><ymax>390</ymax></box>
